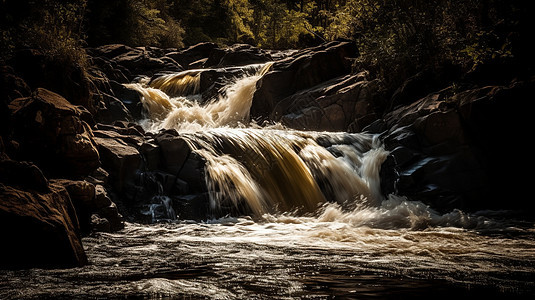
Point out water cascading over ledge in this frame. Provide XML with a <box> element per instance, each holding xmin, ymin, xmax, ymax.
<box><xmin>125</xmin><ymin>62</ymin><xmax>390</xmax><ymax>221</ymax></box>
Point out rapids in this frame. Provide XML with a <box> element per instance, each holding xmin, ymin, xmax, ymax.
<box><xmin>2</xmin><ymin>62</ymin><xmax>534</xmax><ymax>299</ymax></box>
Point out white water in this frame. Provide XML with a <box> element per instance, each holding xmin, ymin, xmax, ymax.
<box><xmin>127</xmin><ymin>63</ymin><xmax>396</xmax><ymax>220</ymax></box>
<box><xmin>3</xmin><ymin>62</ymin><xmax>532</xmax><ymax>299</ymax></box>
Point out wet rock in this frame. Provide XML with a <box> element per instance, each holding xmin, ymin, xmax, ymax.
<box><xmin>139</xmin><ymin>140</ymin><xmax>161</xmax><ymax>171</ymax></box>
<box><xmin>94</xmin><ymin>184</ymin><xmax>113</xmax><ymax>209</ymax></box>
<box><xmin>154</xmin><ymin>130</ymin><xmax>191</xmax><ymax>175</ymax></box>
<box><xmin>380</xmin><ymin>79</ymin><xmax>534</xmax><ymax>212</ymax></box>
<box><xmin>90</xmin><ymin>214</ymin><xmax>111</xmax><ymax>232</ymax></box>
<box><xmin>97</xmin><ymin>202</ymin><xmax>124</xmax><ymax>232</ymax></box>
<box><xmin>0</xmin><ymin>181</ymin><xmax>87</xmax><ymax>269</ymax></box>
<box><xmin>108</xmin><ymin>80</ymin><xmax>144</xmax><ymax>120</ymax></box>
<box><xmin>94</xmin><ymin>92</ymin><xmax>133</xmax><ymax>124</ymax></box>
<box><xmin>8</xmin><ymin>88</ymin><xmax>100</xmax><ymax>177</ymax></box>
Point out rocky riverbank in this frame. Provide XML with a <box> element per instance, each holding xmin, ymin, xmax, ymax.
<box><xmin>1</xmin><ymin>40</ymin><xmax>533</xmax><ymax>268</ymax></box>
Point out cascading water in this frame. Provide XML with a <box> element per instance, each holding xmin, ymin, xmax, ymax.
<box><xmin>3</xmin><ymin>62</ymin><xmax>533</xmax><ymax>300</ymax></box>
<box><xmin>127</xmin><ymin>63</ymin><xmax>392</xmax><ymax>219</ymax></box>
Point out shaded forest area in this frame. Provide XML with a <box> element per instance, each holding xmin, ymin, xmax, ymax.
<box><xmin>1</xmin><ymin>0</ymin><xmax>533</xmax><ymax>93</ymax></box>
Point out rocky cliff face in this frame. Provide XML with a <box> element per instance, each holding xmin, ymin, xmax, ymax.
<box><xmin>1</xmin><ymin>40</ymin><xmax>532</xmax><ymax>268</ymax></box>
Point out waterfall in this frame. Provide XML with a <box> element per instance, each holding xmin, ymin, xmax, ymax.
<box><xmin>127</xmin><ymin>63</ymin><xmax>388</xmax><ymax>217</ymax></box>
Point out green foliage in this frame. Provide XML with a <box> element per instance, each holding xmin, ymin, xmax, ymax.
<box><xmin>85</xmin><ymin>0</ymin><xmax>185</xmax><ymax>48</ymax></box>
<box><xmin>322</xmin><ymin>0</ymin><xmax>526</xmax><ymax>86</ymax></box>
<box><xmin>2</xmin><ymin>0</ymin><xmax>529</xmax><ymax>89</ymax></box>
<box><xmin>1</xmin><ymin>0</ymin><xmax>88</xmax><ymax>67</ymax></box>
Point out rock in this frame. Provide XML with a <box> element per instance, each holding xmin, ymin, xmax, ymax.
<box><xmin>139</xmin><ymin>140</ymin><xmax>161</xmax><ymax>171</ymax></box>
<box><xmin>154</xmin><ymin>130</ymin><xmax>191</xmax><ymax>175</ymax></box>
<box><xmin>94</xmin><ymin>184</ymin><xmax>113</xmax><ymax>209</ymax></box>
<box><xmin>165</xmin><ymin>42</ymin><xmax>219</xmax><ymax>69</ymax></box>
<box><xmin>51</xmin><ymin>179</ymin><xmax>96</xmax><ymax>234</ymax></box>
<box><xmin>0</xmin><ymin>66</ymin><xmax>31</xmax><ymax>102</ymax></box>
<box><xmin>251</xmin><ymin>40</ymin><xmax>359</xmax><ymax>121</ymax></box>
<box><xmin>380</xmin><ymin>79</ymin><xmax>534</xmax><ymax>212</ymax></box>
<box><xmin>11</xmin><ymin>49</ymin><xmax>95</xmax><ymax>113</ymax></box>
<box><xmin>0</xmin><ymin>182</ymin><xmax>87</xmax><ymax>269</ymax></box>
<box><xmin>90</xmin><ymin>214</ymin><xmax>111</xmax><ymax>232</ymax></box>
<box><xmin>0</xmin><ymin>159</ymin><xmax>49</xmax><ymax>193</ymax></box>
<box><xmin>271</xmin><ymin>72</ymin><xmax>384</xmax><ymax>131</ymax></box>
<box><xmin>93</xmin><ymin>134</ymin><xmax>141</xmax><ymax>192</ymax></box>
<box><xmin>9</xmin><ymin>88</ymin><xmax>100</xmax><ymax>177</ymax></box>
<box><xmin>97</xmin><ymin>202</ymin><xmax>124</xmax><ymax>231</ymax></box>
<box><xmin>108</xmin><ymin>80</ymin><xmax>144</xmax><ymax>120</ymax></box>
<box><xmin>204</xmin><ymin>44</ymin><xmax>272</xmax><ymax>68</ymax></box>
<box><xmin>94</xmin><ymin>92</ymin><xmax>133</xmax><ymax>124</ymax></box>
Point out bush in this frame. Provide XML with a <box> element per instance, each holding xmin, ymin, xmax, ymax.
<box><xmin>0</xmin><ymin>0</ymin><xmax>88</xmax><ymax>68</ymax></box>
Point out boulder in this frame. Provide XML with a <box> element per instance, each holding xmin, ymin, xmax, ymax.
<box><xmin>165</xmin><ymin>42</ymin><xmax>219</xmax><ymax>69</ymax></box>
<box><xmin>51</xmin><ymin>179</ymin><xmax>96</xmax><ymax>234</ymax></box>
<box><xmin>251</xmin><ymin>40</ymin><xmax>359</xmax><ymax>121</ymax></box>
<box><xmin>94</xmin><ymin>92</ymin><xmax>133</xmax><ymax>124</ymax></box>
<box><xmin>8</xmin><ymin>88</ymin><xmax>100</xmax><ymax>177</ymax></box>
<box><xmin>0</xmin><ymin>178</ymin><xmax>87</xmax><ymax>269</ymax></box>
<box><xmin>204</xmin><ymin>44</ymin><xmax>272</xmax><ymax>68</ymax></box>
<box><xmin>377</xmin><ymin>79</ymin><xmax>534</xmax><ymax>212</ymax></box>
<box><xmin>271</xmin><ymin>72</ymin><xmax>384</xmax><ymax>131</ymax></box>
<box><xmin>11</xmin><ymin>49</ymin><xmax>95</xmax><ymax>113</ymax></box>
<box><xmin>0</xmin><ymin>159</ymin><xmax>49</xmax><ymax>192</ymax></box>
<box><xmin>93</xmin><ymin>134</ymin><xmax>141</xmax><ymax>192</ymax></box>
<box><xmin>154</xmin><ymin>130</ymin><xmax>191</xmax><ymax>175</ymax></box>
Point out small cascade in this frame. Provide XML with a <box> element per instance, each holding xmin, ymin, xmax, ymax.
<box><xmin>149</xmin><ymin>70</ymin><xmax>202</xmax><ymax>97</ymax></box>
<box><xmin>144</xmin><ymin>195</ymin><xmax>177</xmax><ymax>222</ymax></box>
<box><xmin>127</xmin><ymin>63</ymin><xmax>272</xmax><ymax>132</ymax></box>
<box><xmin>180</xmin><ymin>128</ymin><xmax>387</xmax><ymax>217</ymax></box>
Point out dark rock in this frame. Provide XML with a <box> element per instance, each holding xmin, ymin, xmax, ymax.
<box><xmin>93</xmin><ymin>134</ymin><xmax>141</xmax><ymax>192</ymax></box>
<box><xmin>109</xmin><ymin>80</ymin><xmax>143</xmax><ymax>120</ymax></box>
<box><xmin>97</xmin><ymin>202</ymin><xmax>124</xmax><ymax>232</ymax></box>
<box><xmin>90</xmin><ymin>214</ymin><xmax>111</xmax><ymax>232</ymax></box>
<box><xmin>0</xmin><ymin>159</ymin><xmax>49</xmax><ymax>192</ymax></box>
<box><xmin>51</xmin><ymin>179</ymin><xmax>95</xmax><ymax>235</ymax></box>
<box><xmin>0</xmin><ymin>182</ymin><xmax>87</xmax><ymax>269</ymax></box>
<box><xmin>0</xmin><ymin>66</ymin><xmax>31</xmax><ymax>102</ymax></box>
<box><xmin>11</xmin><ymin>49</ymin><xmax>95</xmax><ymax>113</ymax></box>
<box><xmin>204</xmin><ymin>44</ymin><xmax>272</xmax><ymax>68</ymax></box>
<box><xmin>251</xmin><ymin>40</ymin><xmax>359</xmax><ymax>121</ymax></box>
<box><xmin>165</xmin><ymin>42</ymin><xmax>219</xmax><ymax>69</ymax></box>
<box><xmin>154</xmin><ymin>130</ymin><xmax>191</xmax><ymax>175</ymax></box>
<box><xmin>139</xmin><ymin>140</ymin><xmax>161</xmax><ymax>171</ymax></box>
<box><xmin>94</xmin><ymin>184</ymin><xmax>113</xmax><ymax>209</ymax></box>
<box><xmin>8</xmin><ymin>88</ymin><xmax>100</xmax><ymax>177</ymax></box>
<box><xmin>94</xmin><ymin>92</ymin><xmax>133</xmax><ymax>124</ymax></box>
<box><xmin>271</xmin><ymin>72</ymin><xmax>384</xmax><ymax>131</ymax></box>
<box><xmin>380</xmin><ymin>78</ymin><xmax>534</xmax><ymax>212</ymax></box>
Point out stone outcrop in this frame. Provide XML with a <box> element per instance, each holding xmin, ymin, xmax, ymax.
<box><xmin>371</xmin><ymin>79</ymin><xmax>533</xmax><ymax>212</ymax></box>
<box><xmin>250</xmin><ymin>40</ymin><xmax>359</xmax><ymax>121</ymax></box>
<box><xmin>0</xmin><ymin>159</ymin><xmax>87</xmax><ymax>269</ymax></box>
<box><xmin>9</xmin><ymin>88</ymin><xmax>100</xmax><ymax>177</ymax></box>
